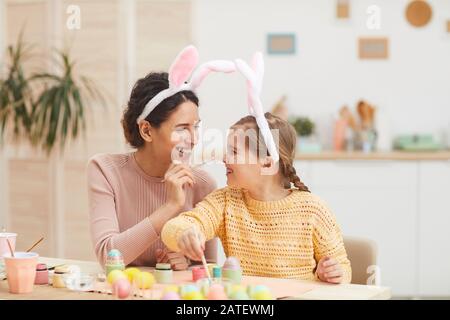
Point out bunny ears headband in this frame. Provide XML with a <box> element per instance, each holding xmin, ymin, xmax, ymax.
<box><xmin>137</xmin><ymin>45</ymin><xmax>235</xmax><ymax>123</ymax></box>
<box><xmin>137</xmin><ymin>46</ymin><xmax>280</xmax><ymax>163</ymax></box>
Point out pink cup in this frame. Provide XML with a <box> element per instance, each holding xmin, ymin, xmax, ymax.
<box><xmin>3</xmin><ymin>252</ymin><xmax>39</xmax><ymax>294</ymax></box>
<box><xmin>0</xmin><ymin>233</ymin><xmax>17</xmax><ymax>259</ymax></box>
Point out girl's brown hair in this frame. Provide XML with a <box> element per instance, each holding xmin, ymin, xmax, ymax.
<box><xmin>231</xmin><ymin>112</ymin><xmax>310</xmax><ymax>192</ymax></box>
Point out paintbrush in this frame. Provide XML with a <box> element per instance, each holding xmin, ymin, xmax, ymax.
<box><xmin>26</xmin><ymin>237</ymin><xmax>44</xmax><ymax>252</ymax></box>
<box><xmin>201</xmin><ymin>254</ymin><xmax>212</xmax><ymax>281</ymax></box>
<box><xmin>6</xmin><ymin>238</ymin><xmax>14</xmax><ymax>258</ymax></box>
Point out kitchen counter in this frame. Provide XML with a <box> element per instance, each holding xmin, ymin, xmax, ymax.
<box><xmin>295</xmin><ymin>151</ymin><xmax>450</xmax><ymax>161</ymax></box>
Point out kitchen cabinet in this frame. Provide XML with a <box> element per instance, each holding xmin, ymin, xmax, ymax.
<box><xmin>418</xmin><ymin>161</ymin><xmax>450</xmax><ymax>297</ymax></box>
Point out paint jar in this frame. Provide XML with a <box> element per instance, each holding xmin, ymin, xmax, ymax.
<box><xmin>154</xmin><ymin>263</ymin><xmax>173</xmax><ymax>284</ymax></box>
<box><xmin>52</xmin><ymin>265</ymin><xmax>70</xmax><ymax>288</ymax></box>
<box><xmin>212</xmin><ymin>266</ymin><xmax>222</xmax><ymax>279</ymax></box>
<box><xmin>34</xmin><ymin>263</ymin><xmax>48</xmax><ymax>285</ymax></box>
<box><xmin>206</xmin><ymin>263</ymin><xmax>217</xmax><ymax>277</ymax></box>
<box><xmin>191</xmin><ymin>266</ymin><xmax>207</xmax><ymax>282</ymax></box>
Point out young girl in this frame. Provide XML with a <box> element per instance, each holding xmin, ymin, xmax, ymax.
<box><xmin>161</xmin><ymin>53</ymin><xmax>352</xmax><ymax>284</ymax></box>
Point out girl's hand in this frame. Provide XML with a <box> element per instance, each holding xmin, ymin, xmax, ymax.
<box><xmin>164</xmin><ymin>163</ymin><xmax>195</xmax><ymax>210</ymax></box>
<box><xmin>316</xmin><ymin>257</ymin><xmax>344</xmax><ymax>284</ymax></box>
<box><xmin>176</xmin><ymin>226</ymin><xmax>206</xmax><ymax>262</ymax></box>
<box><xmin>155</xmin><ymin>248</ymin><xmax>190</xmax><ymax>271</ymax></box>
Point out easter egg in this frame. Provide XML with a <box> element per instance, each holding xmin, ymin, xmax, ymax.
<box><xmin>230</xmin><ymin>290</ymin><xmax>250</xmax><ymax>300</ymax></box>
<box><xmin>207</xmin><ymin>291</ymin><xmax>228</xmax><ymax>300</ymax></box>
<box><xmin>223</xmin><ymin>257</ymin><xmax>240</xmax><ymax>269</ymax></box>
<box><xmin>112</xmin><ymin>278</ymin><xmax>131</xmax><ymax>299</ymax></box>
<box><xmin>206</xmin><ymin>284</ymin><xmax>228</xmax><ymax>300</ymax></box>
<box><xmin>161</xmin><ymin>291</ymin><xmax>181</xmax><ymax>300</ymax></box>
<box><xmin>222</xmin><ymin>268</ymin><xmax>242</xmax><ymax>284</ymax></box>
<box><xmin>107</xmin><ymin>269</ymin><xmax>127</xmax><ymax>284</ymax></box>
<box><xmin>252</xmin><ymin>290</ymin><xmax>273</xmax><ymax>300</ymax></box>
<box><xmin>124</xmin><ymin>267</ymin><xmax>140</xmax><ymax>282</ymax></box>
<box><xmin>250</xmin><ymin>285</ymin><xmax>272</xmax><ymax>300</ymax></box>
<box><xmin>180</xmin><ymin>284</ymin><xmax>198</xmax><ymax>296</ymax></box>
<box><xmin>135</xmin><ymin>271</ymin><xmax>155</xmax><ymax>289</ymax></box>
<box><xmin>107</xmin><ymin>249</ymin><xmax>122</xmax><ymax>257</ymax></box>
<box><xmin>183</xmin><ymin>291</ymin><xmax>204</xmax><ymax>300</ymax></box>
<box><xmin>253</xmin><ymin>285</ymin><xmax>270</xmax><ymax>293</ymax></box>
<box><xmin>223</xmin><ymin>282</ymin><xmax>233</xmax><ymax>296</ymax></box>
<box><xmin>231</xmin><ymin>284</ymin><xmax>246</xmax><ymax>293</ymax></box>
<box><xmin>163</xmin><ymin>285</ymin><xmax>180</xmax><ymax>294</ymax></box>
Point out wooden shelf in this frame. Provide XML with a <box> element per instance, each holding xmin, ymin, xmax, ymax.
<box><xmin>295</xmin><ymin>151</ymin><xmax>450</xmax><ymax>161</ymax></box>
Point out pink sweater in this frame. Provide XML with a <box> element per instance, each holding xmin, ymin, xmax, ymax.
<box><xmin>87</xmin><ymin>152</ymin><xmax>217</xmax><ymax>267</ymax></box>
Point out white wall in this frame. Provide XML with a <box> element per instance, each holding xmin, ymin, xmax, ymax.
<box><xmin>193</xmin><ymin>0</ymin><xmax>450</xmax><ymax>150</ymax></box>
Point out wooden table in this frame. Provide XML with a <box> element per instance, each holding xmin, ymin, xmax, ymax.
<box><xmin>0</xmin><ymin>257</ymin><xmax>391</xmax><ymax>300</ymax></box>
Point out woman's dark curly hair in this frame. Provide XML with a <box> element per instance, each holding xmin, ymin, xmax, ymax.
<box><xmin>121</xmin><ymin>72</ymin><xmax>199</xmax><ymax>148</ymax></box>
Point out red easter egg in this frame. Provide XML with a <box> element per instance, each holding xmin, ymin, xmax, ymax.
<box><xmin>112</xmin><ymin>278</ymin><xmax>131</xmax><ymax>299</ymax></box>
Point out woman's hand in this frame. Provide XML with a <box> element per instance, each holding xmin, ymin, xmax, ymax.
<box><xmin>316</xmin><ymin>257</ymin><xmax>344</xmax><ymax>284</ymax></box>
<box><xmin>155</xmin><ymin>248</ymin><xmax>190</xmax><ymax>271</ymax></box>
<box><xmin>176</xmin><ymin>226</ymin><xmax>206</xmax><ymax>262</ymax></box>
<box><xmin>164</xmin><ymin>163</ymin><xmax>195</xmax><ymax>210</ymax></box>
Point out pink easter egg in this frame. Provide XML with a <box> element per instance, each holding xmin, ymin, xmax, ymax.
<box><xmin>112</xmin><ymin>278</ymin><xmax>131</xmax><ymax>299</ymax></box>
<box><xmin>207</xmin><ymin>284</ymin><xmax>228</xmax><ymax>300</ymax></box>
<box><xmin>161</xmin><ymin>291</ymin><xmax>181</xmax><ymax>300</ymax></box>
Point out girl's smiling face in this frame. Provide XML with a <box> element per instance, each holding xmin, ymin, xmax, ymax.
<box><xmin>224</xmin><ymin>128</ymin><xmax>266</xmax><ymax>189</ymax></box>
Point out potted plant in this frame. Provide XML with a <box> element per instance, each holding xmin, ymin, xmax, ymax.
<box><xmin>0</xmin><ymin>34</ymin><xmax>106</xmax><ymax>154</ymax></box>
<box><xmin>290</xmin><ymin>116</ymin><xmax>322</xmax><ymax>153</ymax></box>
<box><xmin>0</xmin><ymin>33</ymin><xmax>34</xmax><ymax>144</ymax></box>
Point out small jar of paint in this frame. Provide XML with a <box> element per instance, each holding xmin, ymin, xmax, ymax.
<box><xmin>212</xmin><ymin>266</ymin><xmax>222</xmax><ymax>279</ymax></box>
<box><xmin>154</xmin><ymin>263</ymin><xmax>173</xmax><ymax>284</ymax></box>
<box><xmin>52</xmin><ymin>265</ymin><xmax>70</xmax><ymax>288</ymax></box>
<box><xmin>192</xmin><ymin>266</ymin><xmax>207</xmax><ymax>281</ymax></box>
<box><xmin>34</xmin><ymin>263</ymin><xmax>48</xmax><ymax>285</ymax></box>
<box><xmin>206</xmin><ymin>263</ymin><xmax>217</xmax><ymax>276</ymax></box>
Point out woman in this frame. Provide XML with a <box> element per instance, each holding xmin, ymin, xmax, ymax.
<box><xmin>87</xmin><ymin>71</ymin><xmax>218</xmax><ymax>270</ymax></box>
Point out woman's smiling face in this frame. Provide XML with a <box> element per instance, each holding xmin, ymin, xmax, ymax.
<box><xmin>150</xmin><ymin>101</ymin><xmax>201</xmax><ymax>164</ymax></box>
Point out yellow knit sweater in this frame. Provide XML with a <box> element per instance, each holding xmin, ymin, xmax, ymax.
<box><xmin>161</xmin><ymin>187</ymin><xmax>352</xmax><ymax>282</ymax></box>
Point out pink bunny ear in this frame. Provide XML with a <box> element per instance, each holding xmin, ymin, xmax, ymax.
<box><xmin>251</xmin><ymin>52</ymin><xmax>264</xmax><ymax>94</ymax></box>
<box><xmin>189</xmin><ymin>60</ymin><xmax>236</xmax><ymax>90</ymax></box>
<box><xmin>168</xmin><ymin>45</ymin><xmax>199</xmax><ymax>88</ymax></box>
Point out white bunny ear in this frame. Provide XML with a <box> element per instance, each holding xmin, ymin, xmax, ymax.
<box><xmin>234</xmin><ymin>58</ymin><xmax>257</xmax><ymax>115</ymax></box>
<box><xmin>189</xmin><ymin>60</ymin><xmax>236</xmax><ymax>90</ymax></box>
<box><xmin>235</xmin><ymin>54</ymin><xmax>279</xmax><ymax>163</ymax></box>
<box><xmin>234</xmin><ymin>59</ymin><xmax>255</xmax><ymax>84</ymax></box>
<box><xmin>168</xmin><ymin>45</ymin><xmax>199</xmax><ymax>88</ymax></box>
<box><xmin>251</xmin><ymin>52</ymin><xmax>264</xmax><ymax>94</ymax></box>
